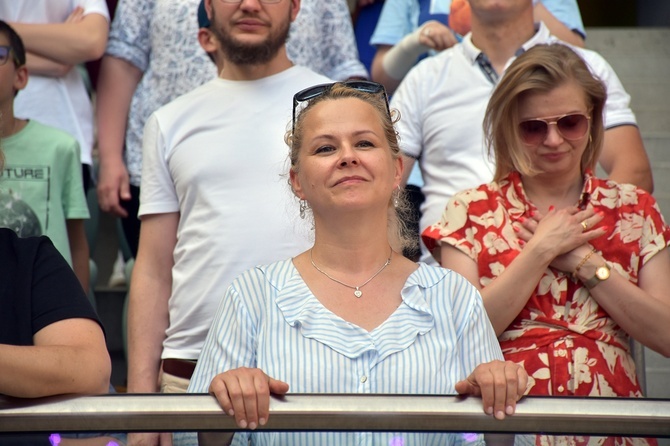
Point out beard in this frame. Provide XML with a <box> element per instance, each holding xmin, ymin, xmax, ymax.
<box><xmin>211</xmin><ymin>7</ymin><xmax>291</xmax><ymax>66</ymax></box>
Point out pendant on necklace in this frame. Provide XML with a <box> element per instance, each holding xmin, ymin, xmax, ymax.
<box><xmin>354</xmin><ymin>289</ymin><xmax>363</xmax><ymax>298</ymax></box>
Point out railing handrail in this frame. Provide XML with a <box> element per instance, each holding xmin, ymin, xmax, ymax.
<box><xmin>1</xmin><ymin>394</ymin><xmax>669</xmax><ymax>437</ymax></box>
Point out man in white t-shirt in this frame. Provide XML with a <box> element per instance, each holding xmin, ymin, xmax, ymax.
<box><xmin>128</xmin><ymin>0</ymin><xmax>329</xmax><ymax>442</ymax></box>
<box><xmin>391</xmin><ymin>0</ymin><xmax>653</xmax><ymax>265</ymax></box>
<box><xmin>0</xmin><ymin>1</ymin><xmax>109</xmax><ymax>193</ymax></box>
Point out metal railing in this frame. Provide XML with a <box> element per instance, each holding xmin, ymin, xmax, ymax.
<box><xmin>1</xmin><ymin>394</ymin><xmax>669</xmax><ymax>437</ymax></box>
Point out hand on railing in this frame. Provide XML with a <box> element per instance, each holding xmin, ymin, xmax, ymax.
<box><xmin>208</xmin><ymin>367</ymin><xmax>290</xmax><ymax>430</ymax></box>
<box><xmin>455</xmin><ymin>360</ymin><xmax>528</xmax><ymax>420</ymax></box>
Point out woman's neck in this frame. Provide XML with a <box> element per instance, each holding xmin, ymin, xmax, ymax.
<box><xmin>311</xmin><ymin>208</ymin><xmax>393</xmax><ymax>273</ymax></box>
<box><xmin>521</xmin><ymin>172</ymin><xmax>584</xmax><ymax>213</ymax></box>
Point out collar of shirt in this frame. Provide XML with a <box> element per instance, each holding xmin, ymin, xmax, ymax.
<box><xmin>461</xmin><ymin>21</ymin><xmax>552</xmax><ymax>81</ymax></box>
<box><xmin>272</xmin><ymin>260</ymin><xmax>437</xmax><ymax>360</ymax></box>
<box><xmin>504</xmin><ymin>169</ymin><xmax>596</xmax><ymax>222</ymax></box>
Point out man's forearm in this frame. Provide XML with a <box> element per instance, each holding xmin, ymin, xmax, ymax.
<box><xmin>11</xmin><ymin>15</ymin><xmax>109</xmax><ymax>65</ymax></box>
<box><xmin>601</xmin><ymin>125</ymin><xmax>654</xmax><ymax>193</ymax></box>
<box><xmin>127</xmin><ymin>280</ymin><xmax>171</xmax><ymax>393</ymax></box>
<box><xmin>96</xmin><ymin>56</ymin><xmax>143</xmax><ymax>162</ymax></box>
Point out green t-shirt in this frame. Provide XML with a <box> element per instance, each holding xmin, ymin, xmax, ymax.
<box><xmin>0</xmin><ymin>120</ymin><xmax>89</xmax><ymax>265</ymax></box>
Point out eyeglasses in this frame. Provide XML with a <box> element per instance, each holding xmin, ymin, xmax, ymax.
<box><xmin>218</xmin><ymin>0</ymin><xmax>282</xmax><ymax>3</ymax></box>
<box><xmin>292</xmin><ymin>81</ymin><xmax>390</xmax><ymax>134</ymax></box>
<box><xmin>0</xmin><ymin>46</ymin><xmax>18</xmax><ymax>66</ymax></box>
<box><xmin>519</xmin><ymin>113</ymin><xmax>591</xmax><ymax>146</ymax></box>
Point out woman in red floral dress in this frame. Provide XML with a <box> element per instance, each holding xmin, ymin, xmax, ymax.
<box><xmin>423</xmin><ymin>44</ymin><xmax>670</xmax><ymax>445</ymax></box>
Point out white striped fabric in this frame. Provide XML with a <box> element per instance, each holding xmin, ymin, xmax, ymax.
<box><xmin>181</xmin><ymin>259</ymin><xmax>503</xmax><ymax>446</ymax></box>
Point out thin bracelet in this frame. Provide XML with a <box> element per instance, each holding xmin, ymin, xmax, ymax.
<box><xmin>572</xmin><ymin>247</ymin><xmax>597</xmax><ymax>281</ymax></box>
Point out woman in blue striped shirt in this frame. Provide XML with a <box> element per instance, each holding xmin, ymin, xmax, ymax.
<box><xmin>184</xmin><ymin>81</ymin><xmax>527</xmax><ymax>446</ymax></box>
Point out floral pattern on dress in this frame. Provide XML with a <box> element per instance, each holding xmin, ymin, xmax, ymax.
<box><xmin>423</xmin><ymin>171</ymin><xmax>670</xmax><ymax>445</ymax></box>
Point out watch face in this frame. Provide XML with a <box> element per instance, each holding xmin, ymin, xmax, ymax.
<box><xmin>596</xmin><ymin>266</ymin><xmax>610</xmax><ymax>280</ymax></box>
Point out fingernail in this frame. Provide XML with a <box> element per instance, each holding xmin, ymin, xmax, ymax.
<box><xmin>518</xmin><ymin>240</ymin><xmax>525</xmax><ymax>246</ymax></box>
<box><xmin>496</xmin><ymin>410</ymin><xmax>505</xmax><ymax>420</ymax></box>
<box><xmin>602</xmin><ymin>225</ymin><xmax>608</xmax><ymax>231</ymax></box>
<box><xmin>506</xmin><ymin>405</ymin><xmax>514</xmax><ymax>415</ymax></box>
<box><xmin>513</xmin><ymin>225</ymin><xmax>520</xmax><ymax>232</ymax></box>
<box><xmin>598</xmin><ymin>211</ymin><xmax>604</xmax><ymax>217</ymax></box>
<box><xmin>248</xmin><ymin>422</ymin><xmax>257</xmax><ymax>430</ymax></box>
<box><xmin>259</xmin><ymin>417</ymin><xmax>267</xmax><ymax>426</ymax></box>
<box><xmin>239</xmin><ymin>419</ymin><xmax>247</xmax><ymax>429</ymax></box>
<box><xmin>228</xmin><ymin>409</ymin><xmax>235</xmax><ymax>416</ymax></box>
<box><xmin>485</xmin><ymin>406</ymin><xmax>493</xmax><ymax>415</ymax></box>
<box><xmin>548</xmin><ymin>205</ymin><xmax>555</xmax><ymax>211</ymax></box>
<box><xmin>519</xmin><ymin>217</ymin><xmax>526</xmax><ymax>223</ymax></box>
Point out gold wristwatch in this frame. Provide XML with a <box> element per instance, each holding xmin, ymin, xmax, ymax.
<box><xmin>583</xmin><ymin>264</ymin><xmax>611</xmax><ymax>289</ymax></box>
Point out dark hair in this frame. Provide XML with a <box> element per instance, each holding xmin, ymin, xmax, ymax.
<box><xmin>285</xmin><ymin>82</ymin><xmax>416</xmax><ymax>253</ymax></box>
<box><xmin>198</xmin><ymin>0</ymin><xmax>211</xmax><ymax>28</ymax></box>
<box><xmin>484</xmin><ymin>43</ymin><xmax>607</xmax><ymax>181</ymax></box>
<box><xmin>0</xmin><ymin>20</ymin><xmax>26</xmax><ymax>67</ymax></box>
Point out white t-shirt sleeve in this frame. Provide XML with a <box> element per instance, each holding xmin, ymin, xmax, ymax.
<box><xmin>77</xmin><ymin>0</ymin><xmax>110</xmax><ymax>20</ymax></box>
<box><xmin>390</xmin><ymin>62</ymin><xmax>429</xmax><ymax>159</ymax></box>
<box><xmin>578</xmin><ymin>48</ymin><xmax>637</xmax><ymax>129</ymax></box>
<box><xmin>139</xmin><ymin>112</ymin><xmax>180</xmax><ymax>217</ymax></box>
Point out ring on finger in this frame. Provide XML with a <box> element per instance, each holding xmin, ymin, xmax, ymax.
<box><xmin>581</xmin><ymin>221</ymin><xmax>588</xmax><ymax>231</ymax></box>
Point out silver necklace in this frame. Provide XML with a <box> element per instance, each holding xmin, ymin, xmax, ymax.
<box><xmin>309</xmin><ymin>248</ymin><xmax>392</xmax><ymax>298</ymax></box>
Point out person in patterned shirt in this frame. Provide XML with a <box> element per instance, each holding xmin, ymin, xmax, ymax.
<box><xmin>424</xmin><ymin>43</ymin><xmax>670</xmax><ymax>445</ymax></box>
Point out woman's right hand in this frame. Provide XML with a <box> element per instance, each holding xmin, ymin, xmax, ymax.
<box><xmin>517</xmin><ymin>206</ymin><xmax>607</xmax><ymax>273</ymax></box>
<box><xmin>209</xmin><ymin>367</ymin><xmax>289</xmax><ymax>430</ymax></box>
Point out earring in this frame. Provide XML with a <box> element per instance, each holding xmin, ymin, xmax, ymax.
<box><xmin>393</xmin><ymin>185</ymin><xmax>401</xmax><ymax>208</ymax></box>
<box><xmin>299</xmin><ymin>200</ymin><xmax>308</xmax><ymax>219</ymax></box>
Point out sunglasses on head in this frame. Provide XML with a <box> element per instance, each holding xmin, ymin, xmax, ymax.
<box><xmin>292</xmin><ymin>81</ymin><xmax>390</xmax><ymax>134</ymax></box>
<box><xmin>518</xmin><ymin>112</ymin><xmax>591</xmax><ymax>146</ymax></box>
<box><xmin>0</xmin><ymin>45</ymin><xmax>18</xmax><ymax>66</ymax></box>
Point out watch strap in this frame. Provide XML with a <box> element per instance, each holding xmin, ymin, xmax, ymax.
<box><xmin>583</xmin><ymin>264</ymin><xmax>610</xmax><ymax>289</ymax></box>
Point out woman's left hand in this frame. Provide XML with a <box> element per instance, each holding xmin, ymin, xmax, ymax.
<box><xmin>517</xmin><ymin>207</ymin><xmax>606</xmax><ymax>273</ymax></box>
<box><xmin>455</xmin><ymin>360</ymin><xmax>528</xmax><ymax>420</ymax></box>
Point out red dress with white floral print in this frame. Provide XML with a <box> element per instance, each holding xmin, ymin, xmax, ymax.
<box><xmin>423</xmin><ymin>172</ymin><xmax>669</xmax><ymax>445</ymax></box>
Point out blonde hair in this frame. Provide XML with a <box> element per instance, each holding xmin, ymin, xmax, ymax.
<box><xmin>484</xmin><ymin>43</ymin><xmax>607</xmax><ymax>181</ymax></box>
<box><xmin>287</xmin><ymin>83</ymin><xmax>401</xmax><ymax>170</ymax></box>
<box><xmin>285</xmin><ymin>82</ymin><xmax>416</xmax><ymax>253</ymax></box>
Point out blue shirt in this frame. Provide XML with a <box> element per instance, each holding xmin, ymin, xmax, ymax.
<box><xmin>370</xmin><ymin>0</ymin><xmax>584</xmax><ymax>47</ymax></box>
<box><xmin>183</xmin><ymin>259</ymin><xmax>503</xmax><ymax>445</ymax></box>
<box><xmin>370</xmin><ymin>0</ymin><xmax>449</xmax><ymax>47</ymax></box>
